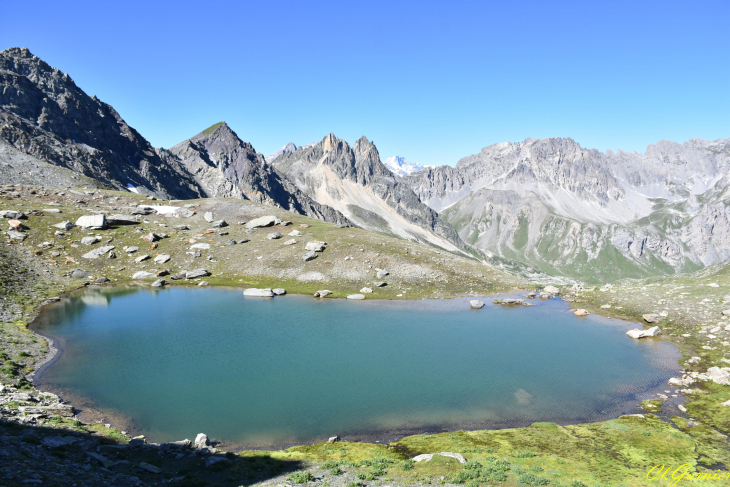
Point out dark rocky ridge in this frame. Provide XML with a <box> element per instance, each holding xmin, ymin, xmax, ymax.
<box><xmin>0</xmin><ymin>47</ymin><xmax>201</xmax><ymax>198</ymax></box>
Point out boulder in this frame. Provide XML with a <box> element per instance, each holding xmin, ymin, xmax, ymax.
<box><xmin>71</xmin><ymin>269</ymin><xmax>92</xmax><ymax>279</ymax></box>
<box><xmin>181</xmin><ymin>208</ymin><xmax>195</xmax><ymax>218</ymax></box>
<box><xmin>7</xmin><ymin>230</ymin><xmax>27</xmax><ymax>240</ymax></box>
<box><xmin>82</xmin><ymin>245</ymin><xmax>115</xmax><ymax>259</ymax></box>
<box><xmin>139</xmin><ymin>462</ymin><xmax>161</xmax><ymax>474</ymax></box>
<box><xmin>328</xmin><ymin>436</ymin><xmax>341</xmax><ymax>443</ymax></box>
<box><xmin>643</xmin><ymin>314</ymin><xmax>661</xmax><ymax>323</ymax></box>
<box><xmin>75</xmin><ymin>214</ymin><xmax>106</xmax><ymax>229</ymax></box>
<box><xmin>211</xmin><ymin>220</ymin><xmax>228</xmax><ymax>228</ymax></box>
<box><xmin>272</xmin><ymin>288</ymin><xmax>286</xmax><ymax>295</ymax></box>
<box><xmin>376</xmin><ymin>269</ymin><xmax>389</xmax><ymax>279</ymax></box>
<box><xmin>722</xmin><ymin>309</ymin><xmax>730</xmax><ymax>317</ymax></box>
<box><xmin>282</xmin><ymin>238</ymin><xmax>297</xmax><ymax>246</ymax></box>
<box><xmin>305</xmin><ymin>241</ymin><xmax>326</xmax><ymax>252</ymax></box>
<box><xmin>573</xmin><ymin>309</ymin><xmax>589</xmax><ymax>317</ymax></box>
<box><xmin>154</xmin><ymin>254</ymin><xmax>171</xmax><ymax>264</ymax></box>
<box><xmin>151</xmin><ymin>279</ymin><xmax>166</xmax><ymax>288</ymax></box>
<box><xmin>125</xmin><ymin>246</ymin><xmax>139</xmax><ymax>253</ymax></box>
<box><xmin>93</xmin><ymin>277</ymin><xmax>110</xmax><ymax>284</ymax></box>
<box><xmin>243</xmin><ymin>288</ymin><xmax>275</xmax><ymax>297</ymax></box>
<box><xmin>246</xmin><ymin>215</ymin><xmax>281</xmax><ymax>229</ymax></box>
<box><xmin>135</xmin><ymin>255</ymin><xmax>150</xmax><ymax>263</ymax></box>
<box><xmin>470</xmin><ymin>300</ymin><xmax>485</xmax><ymax>309</ymax></box>
<box><xmin>543</xmin><ymin>285</ymin><xmax>560</xmax><ymax>294</ymax></box>
<box><xmin>42</xmin><ymin>436</ymin><xmax>80</xmax><ymax>448</ymax></box>
<box><xmin>185</xmin><ymin>269</ymin><xmax>211</xmax><ymax>279</ymax></box>
<box><xmin>132</xmin><ymin>271</ymin><xmax>157</xmax><ymax>280</ymax></box>
<box><xmin>289</xmin><ymin>230</ymin><xmax>303</xmax><ymax>237</ymax></box>
<box><xmin>314</xmin><ymin>290</ymin><xmax>332</xmax><ymax>298</ymax></box>
<box><xmin>360</xmin><ymin>287</ymin><xmax>373</xmax><ymax>294</ymax></box>
<box><xmin>374</xmin><ymin>281</ymin><xmax>387</xmax><ymax>287</ymax></box>
<box><xmin>626</xmin><ymin>326</ymin><xmax>662</xmax><ymax>339</ymax></box>
<box><xmin>347</xmin><ymin>294</ymin><xmax>366</xmax><ymax>300</ymax></box>
<box><xmin>302</xmin><ymin>251</ymin><xmax>318</xmax><ymax>261</ymax></box>
<box><xmin>108</xmin><ymin>214</ymin><xmax>137</xmax><ymax>225</ymax></box>
<box><xmin>204</xmin><ymin>212</ymin><xmax>214</xmax><ymax>222</ymax></box>
<box><xmin>0</xmin><ymin>210</ymin><xmax>25</xmax><ymax>219</ymax></box>
<box><xmin>190</xmin><ymin>243</ymin><xmax>211</xmax><ymax>250</ymax></box>
<box><xmin>81</xmin><ymin>236</ymin><xmax>100</xmax><ymax>245</ymax></box>
<box><xmin>198</xmin><ymin>281</ymin><xmax>209</xmax><ymax>286</ymax></box>
<box><xmin>707</xmin><ymin>367</ymin><xmax>730</xmax><ymax>385</ymax></box>
<box><xmin>439</xmin><ymin>452</ymin><xmax>467</xmax><ymax>464</ymax></box>
<box><xmin>174</xmin><ymin>224</ymin><xmax>189</xmax><ymax>230</ymax></box>
<box><xmin>267</xmin><ymin>232</ymin><xmax>283</xmax><ymax>240</ymax></box>
<box><xmin>53</xmin><ymin>221</ymin><xmax>75</xmax><ymax>231</ymax></box>
<box><xmin>194</xmin><ymin>433</ymin><xmax>210</xmax><ymax>448</ymax></box>
<box><xmin>141</xmin><ymin>232</ymin><xmax>161</xmax><ymax>243</ymax></box>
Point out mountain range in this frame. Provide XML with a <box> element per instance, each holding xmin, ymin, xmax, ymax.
<box><xmin>1</xmin><ymin>46</ymin><xmax>728</xmax><ymax>283</ymax></box>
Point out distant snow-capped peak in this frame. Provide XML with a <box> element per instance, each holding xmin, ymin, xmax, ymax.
<box><xmin>383</xmin><ymin>156</ymin><xmax>427</xmax><ymax>176</ymax></box>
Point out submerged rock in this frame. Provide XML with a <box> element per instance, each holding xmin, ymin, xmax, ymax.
<box><xmin>573</xmin><ymin>309</ymin><xmax>589</xmax><ymax>317</ymax></box>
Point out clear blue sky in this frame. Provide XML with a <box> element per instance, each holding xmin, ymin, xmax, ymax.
<box><xmin>2</xmin><ymin>0</ymin><xmax>728</xmax><ymax>166</ymax></box>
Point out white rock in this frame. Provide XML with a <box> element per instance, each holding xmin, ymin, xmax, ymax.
<box><xmin>360</xmin><ymin>287</ymin><xmax>373</xmax><ymax>294</ymax></box>
<box><xmin>626</xmin><ymin>326</ymin><xmax>662</xmax><ymax>339</ymax></box>
<box><xmin>190</xmin><ymin>243</ymin><xmax>211</xmax><ymax>250</ymax></box>
<box><xmin>543</xmin><ymin>285</ymin><xmax>560</xmax><ymax>294</ymax></box>
<box><xmin>132</xmin><ymin>271</ymin><xmax>157</xmax><ymax>280</ymax></box>
<box><xmin>246</xmin><ymin>215</ymin><xmax>281</xmax><ymax>229</ymax></box>
<box><xmin>154</xmin><ymin>254</ymin><xmax>171</xmax><ymax>264</ymax></box>
<box><xmin>305</xmin><ymin>241</ymin><xmax>327</xmax><ymax>252</ymax></box>
<box><xmin>194</xmin><ymin>433</ymin><xmax>210</xmax><ymax>448</ymax></box>
<box><xmin>347</xmin><ymin>294</ymin><xmax>366</xmax><ymax>300</ymax></box>
<box><xmin>53</xmin><ymin>221</ymin><xmax>75</xmax><ymax>231</ymax></box>
<box><xmin>243</xmin><ymin>288</ymin><xmax>275</xmax><ymax>297</ymax></box>
<box><xmin>469</xmin><ymin>300</ymin><xmax>485</xmax><ymax>309</ymax></box>
<box><xmin>75</xmin><ymin>214</ymin><xmax>106</xmax><ymax>229</ymax></box>
<box><xmin>204</xmin><ymin>212</ymin><xmax>214</xmax><ymax>222</ymax></box>
<box><xmin>81</xmin><ymin>236</ymin><xmax>100</xmax><ymax>245</ymax></box>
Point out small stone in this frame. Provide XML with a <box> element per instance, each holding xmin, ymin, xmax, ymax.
<box><xmin>302</xmin><ymin>251</ymin><xmax>318</xmax><ymax>261</ymax></box>
<box><xmin>360</xmin><ymin>287</ymin><xmax>373</xmax><ymax>294</ymax></box>
<box><xmin>135</xmin><ymin>254</ymin><xmax>151</xmax><ymax>263</ymax></box>
<box><xmin>282</xmin><ymin>238</ymin><xmax>297</xmax><ymax>245</ymax></box>
<box><xmin>376</xmin><ymin>269</ymin><xmax>389</xmax><ymax>279</ymax></box>
<box><xmin>267</xmin><ymin>232</ymin><xmax>283</xmax><ymax>240</ymax></box>
<box><xmin>154</xmin><ymin>254</ymin><xmax>171</xmax><ymax>264</ymax></box>
<box><xmin>305</xmin><ymin>241</ymin><xmax>326</xmax><ymax>252</ymax></box>
<box><xmin>204</xmin><ymin>211</ymin><xmax>214</xmax><ymax>222</ymax></box>
<box><xmin>139</xmin><ymin>462</ymin><xmax>161</xmax><ymax>474</ymax></box>
<box><xmin>132</xmin><ymin>271</ymin><xmax>157</xmax><ymax>280</ymax></box>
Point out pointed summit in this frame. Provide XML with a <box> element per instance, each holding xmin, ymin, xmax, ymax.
<box><xmin>265</xmin><ymin>142</ymin><xmax>298</xmax><ymax>163</ymax></box>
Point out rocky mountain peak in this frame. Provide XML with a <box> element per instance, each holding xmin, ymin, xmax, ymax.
<box><xmin>265</xmin><ymin>142</ymin><xmax>298</xmax><ymax>163</ymax></box>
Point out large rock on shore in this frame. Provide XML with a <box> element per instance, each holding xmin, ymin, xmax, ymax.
<box><xmin>643</xmin><ymin>314</ymin><xmax>661</xmax><ymax>323</ymax></box>
<box><xmin>243</xmin><ymin>288</ymin><xmax>275</xmax><ymax>297</ymax></box>
<box><xmin>185</xmin><ymin>269</ymin><xmax>210</xmax><ymax>279</ymax></box>
<box><xmin>470</xmin><ymin>300</ymin><xmax>485</xmax><ymax>309</ymax></box>
<box><xmin>626</xmin><ymin>326</ymin><xmax>662</xmax><ymax>339</ymax></box>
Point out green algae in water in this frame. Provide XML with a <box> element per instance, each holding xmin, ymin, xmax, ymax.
<box><xmin>32</xmin><ymin>288</ymin><xmax>679</xmax><ymax>448</ymax></box>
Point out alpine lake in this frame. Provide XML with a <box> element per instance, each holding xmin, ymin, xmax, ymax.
<box><xmin>31</xmin><ymin>287</ymin><xmax>680</xmax><ymax>449</ymax></box>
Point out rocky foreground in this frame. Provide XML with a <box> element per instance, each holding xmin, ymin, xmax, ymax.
<box><xmin>4</xmin><ymin>184</ymin><xmax>730</xmax><ymax>485</ymax></box>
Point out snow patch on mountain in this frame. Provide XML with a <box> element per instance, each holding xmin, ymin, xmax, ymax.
<box><xmin>383</xmin><ymin>156</ymin><xmax>428</xmax><ymax>176</ymax></box>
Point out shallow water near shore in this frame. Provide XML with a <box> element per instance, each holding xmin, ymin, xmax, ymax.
<box><xmin>32</xmin><ymin>287</ymin><xmax>679</xmax><ymax>449</ymax></box>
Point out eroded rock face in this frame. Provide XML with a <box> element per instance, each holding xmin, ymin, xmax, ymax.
<box><xmin>271</xmin><ymin>133</ymin><xmax>466</xmax><ymax>252</ymax></box>
<box><xmin>403</xmin><ymin>136</ymin><xmax>730</xmax><ymax>282</ymax></box>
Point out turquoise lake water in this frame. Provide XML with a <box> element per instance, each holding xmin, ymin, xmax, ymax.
<box><xmin>32</xmin><ymin>287</ymin><xmax>679</xmax><ymax>448</ymax></box>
